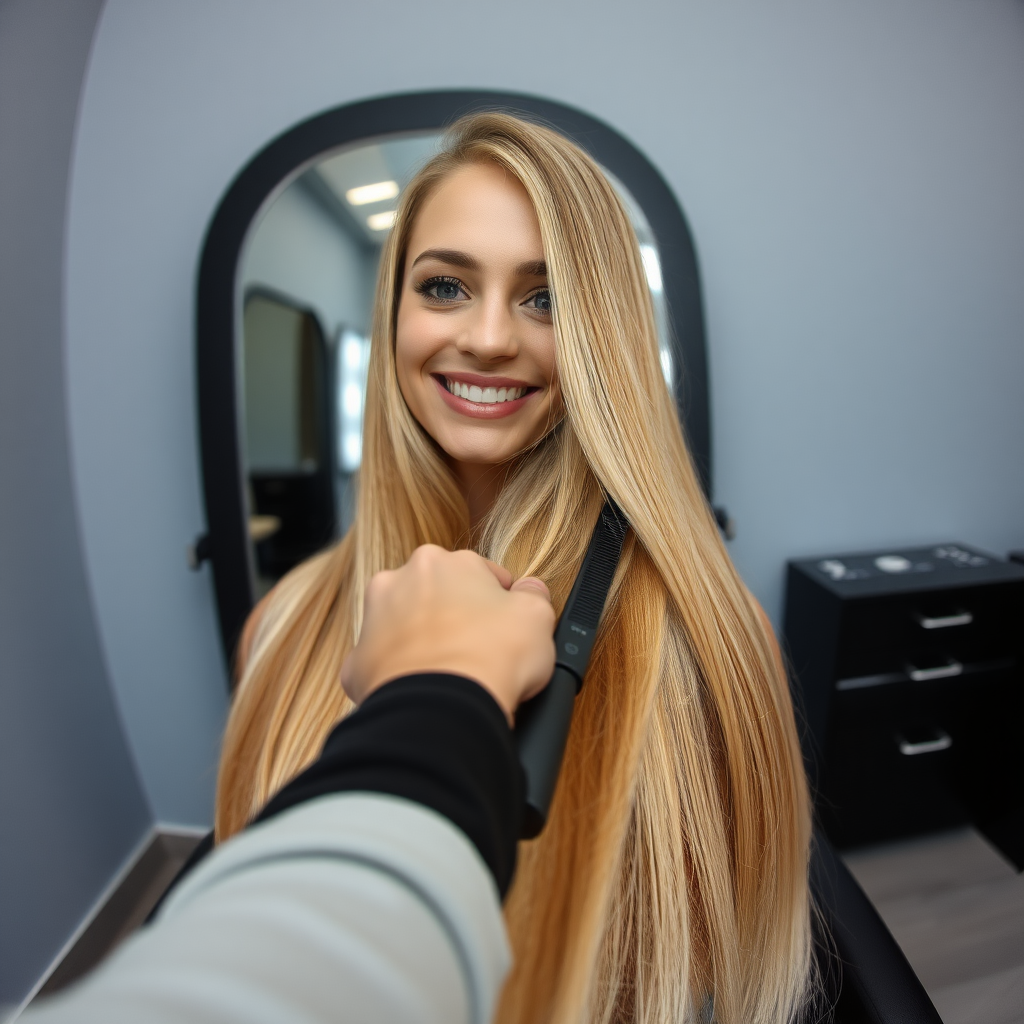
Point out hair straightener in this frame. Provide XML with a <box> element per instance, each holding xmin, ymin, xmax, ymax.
<box><xmin>513</xmin><ymin>499</ymin><xmax>630</xmax><ymax>838</ymax></box>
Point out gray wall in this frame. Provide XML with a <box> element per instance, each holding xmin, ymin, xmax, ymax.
<box><xmin>0</xmin><ymin>0</ymin><xmax>151</xmax><ymax>1013</ymax></box>
<box><xmin>63</xmin><ymin>0</ymin><xmax>1024</xmax><ymax>837</ymax></box>
<box><xmin>242</xmin><ymin>182</ymin><xmax>374</xmax><ymax>339</ymax></box>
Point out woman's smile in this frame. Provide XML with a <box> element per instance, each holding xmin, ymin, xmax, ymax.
<box><xmin>395</xmin><ymin>161</ymin><xmax>560</xmax><ymax>484</ymax></box>
<box><xmin>432</xmin><ymin>372</ymin><xmax>538</xmax><ymax>418</ymax></box>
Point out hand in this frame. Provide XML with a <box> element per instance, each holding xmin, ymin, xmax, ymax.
<box><xmin>341</xmin><ymin>546</ymin><xmax>555</xmax><ymax>723</ymax></box>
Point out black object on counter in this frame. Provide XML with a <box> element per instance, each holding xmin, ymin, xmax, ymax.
<box><xmin>784</xmin><ymin>543</ymin><xmax>1024</xmax><ymax>868</ymax></box>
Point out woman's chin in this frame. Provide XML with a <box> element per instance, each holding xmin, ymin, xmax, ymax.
<box><xmin>436</xmin><ymin>428</ymin><xmax>537</xmax><ymax>468</ymax></box>
<box><xmin>431</xmin><ymin>420</ymin><xmax>547</xmax><ymax>471</ymax></box>
<box><xmin>441</xmin><ymin>443</ymin><xmax>520</xmax><ymax>471</ymax></box>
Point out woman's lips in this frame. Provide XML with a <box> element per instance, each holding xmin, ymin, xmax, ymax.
<box><xmin>431</xmin><ymin>374</ymin><xmax>536</xmax><ymax>419</ymax></box>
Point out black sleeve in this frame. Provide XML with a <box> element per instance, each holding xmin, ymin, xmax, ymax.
<box><xmin>255</xmin><ymin>673</ymin><xmax>525</xmax><ymax>898</ymax></box>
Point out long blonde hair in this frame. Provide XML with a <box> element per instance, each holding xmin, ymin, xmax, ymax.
<box><xmin>217</xmin><ymin>112</ymin><xmax>814</xmax><ymax>1023</ymax></box>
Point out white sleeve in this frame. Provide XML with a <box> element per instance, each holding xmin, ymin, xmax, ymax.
<box><xmin>23</xmin><ymin>793</ymin><xmax>511</xmax><ymax>1024</ymax></box>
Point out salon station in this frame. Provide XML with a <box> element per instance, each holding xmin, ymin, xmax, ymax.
<box><xmin>1</xmin><ymin>3</ymin><xmax>1022</xmax><ymax>1023</ymax></box>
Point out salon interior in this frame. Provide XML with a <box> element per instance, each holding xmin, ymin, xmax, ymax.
<box><xmin>2</xmin><ymin>2</ymin><xmax>1022</xmax><ymax>1022</ymax></box>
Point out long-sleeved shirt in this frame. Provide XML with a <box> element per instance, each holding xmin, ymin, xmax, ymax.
<box><xmin>24</xmin><ymin>674</ymin><xmax>523</xmax><ymax>1024</ymax></box>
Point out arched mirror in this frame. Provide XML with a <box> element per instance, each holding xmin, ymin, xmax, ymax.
<box><xmin>197</xmin><ymin>91</ymin><xmax>710</xmax><ymax>663</ymax></box>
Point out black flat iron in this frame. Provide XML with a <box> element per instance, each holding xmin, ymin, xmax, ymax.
<box><xmin>513</xmin><ymin>499</ymin><xmax>629</xmax><ymax>838</ymax></box>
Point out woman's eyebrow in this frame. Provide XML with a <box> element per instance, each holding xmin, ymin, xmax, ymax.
<box><xmin>410</xmin><ymin>248</ymin><xmax>479</xmax><ymax>270</ymax></box>
<box><xmin>516</xmin><ymin>259</ymin><xmax>547</xmax><ymax>278</ymax></box>
<box><xmin>410</xmin><ymin>249</ymin><xmax>547</xmax><ymax>279</ymax></box>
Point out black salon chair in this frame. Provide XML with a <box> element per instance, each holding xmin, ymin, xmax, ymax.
<box><xmin>812</xmin><ymin>830</ymin><xmax>942</xmax><ymax>1023</ymax></box>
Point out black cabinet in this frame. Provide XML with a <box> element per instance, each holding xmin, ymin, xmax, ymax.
<box><xmin>783</xmin><ymin>544</ymin><xmax>1024</xmax><ymax>868</ymax></box>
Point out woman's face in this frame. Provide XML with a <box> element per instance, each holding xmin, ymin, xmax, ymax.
<box><xmin>395</xmin><ymin>161</ymin><xmax>559</xmax><ymax>471</ymax></box>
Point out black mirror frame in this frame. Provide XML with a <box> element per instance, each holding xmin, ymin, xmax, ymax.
<box><xmin>197</xmin><ymin>89</ymin><xmax>710</xmax><ymax>666</ymax></box>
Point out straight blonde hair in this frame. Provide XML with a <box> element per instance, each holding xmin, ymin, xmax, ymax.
<box><xmin>216</xmin><ymin>112</ymin><xmax>814</xmax><ymax>1024</ymax></box>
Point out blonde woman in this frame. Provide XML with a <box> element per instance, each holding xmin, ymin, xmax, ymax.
<box><xmin>217</xmin><ymin>112</ymin><xmax>815</xmax><ymax>1024</ymax></box>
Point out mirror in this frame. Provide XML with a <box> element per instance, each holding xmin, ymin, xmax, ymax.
<box><xmin>197</xmin><ymin>91</ymin><xmax>709</xmax><ymax>660</ymax></box>
<box><xmin>237</xmin><ymin>131</ymin><xmax>676</xmax><ymax>592</ymax></box>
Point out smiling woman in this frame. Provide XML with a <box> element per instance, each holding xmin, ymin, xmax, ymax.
<box><xmin>396</xmin><ymin>163</ymin><xmax>561</xmax><ymax>522</ymax></box>
<box><xmin>215</xmin><ymin>112</ymin><xmax>815</xmax><ymax>1024</ymax></box>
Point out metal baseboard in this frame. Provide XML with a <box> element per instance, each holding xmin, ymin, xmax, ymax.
<box><xmin>26</xmin><ymin>828</ymin><xmax>204</xmax><ymax>1009</ymax></box>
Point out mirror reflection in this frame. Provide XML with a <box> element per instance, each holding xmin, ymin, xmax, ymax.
<box><xmin>242</xmin><ymin>292</ymin><xmax>333</xmax><ymax>588</ymax></box>
<box><xmin>239</xmin><ymin>131</ymin><xmax>671</xmax><ymax>591</ymax></box>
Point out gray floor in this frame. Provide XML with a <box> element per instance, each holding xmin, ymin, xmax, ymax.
<box><xmin>844</xmin><ymin>828</ymin><xmax>1024</xmax><ymax>1024</ymax></box>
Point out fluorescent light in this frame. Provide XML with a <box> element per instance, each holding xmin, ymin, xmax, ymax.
<box><xmin>640</xmin><ymin>244</ymin><xmax>663</xmax><ymax>293</ymax></box>
<box><xmin>367</xmin><ymin>210</ymin><xmax>396</xmax><ymax>231</ymax></box>
<box><xmin>660</xmin><ymin>348</ymin><xmax>673</xmax><ymax>387</ymax></box>
<box><xmin>343</xmin><ymin>336</ymin><xmax>363</xmax><ymax>370</ymax></box>
<box><xmin>343</xmin><ymin>434</ymin><xmax>362</xmax><ymax>467</ymax></box>
<box><xmin>346</xmin><ymin>180</ymin><xmax>399</xmax><ymax>206</ymax></box>
<box><xmin>338</xmin><ymin>330</ymin><xmax>370</xmax><ymax>473</ymax></box>
<box><xmin>343</xmin><ymin>382</ymin><xmax>362</xmax><ymax>418</ymax></box>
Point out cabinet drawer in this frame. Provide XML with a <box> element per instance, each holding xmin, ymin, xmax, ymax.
<box><xmin>834</xmin><ymin>582</ymin><xmax>1023</xmax><ymax>685</ymax></box>
<box><xmin>820</xmin><ymin>670</ymin><xmax>1022</xmax><ymax>848</ymax></box>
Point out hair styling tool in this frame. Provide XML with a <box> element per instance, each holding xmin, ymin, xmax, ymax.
<box><xmin>514</xmin><ymin>499</ymin><xmax>629</xmax><ymax>838</ymax></box>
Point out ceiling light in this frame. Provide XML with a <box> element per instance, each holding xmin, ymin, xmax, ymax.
<box><xmin>346</xmin><ymin>180</ymin><xmax>399</xmax><ymax>206</ymax></box>
<box><xmin>367</xmin><ymin>210</ymin><xmax>396</xmax><ymax>231</ymax></box>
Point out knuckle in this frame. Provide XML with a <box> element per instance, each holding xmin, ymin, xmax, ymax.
<box><xmin>366</xmin><ymin>568</ymin><xmax>394</xmax><ymax>597</ymax></box>
<box><xmin>414</xmin><ymin>544</ymin><xmax>446</xmax><ymax>565</ymax></box>
<box><xmin>514</xmin><ymin>591</ymin><xmax>556</xmax><ymax>627</ymax></box>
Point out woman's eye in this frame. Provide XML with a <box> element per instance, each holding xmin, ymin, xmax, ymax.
<box><xmin>525</xmin><ymin>289</ymin><xmax>552</xmax><ymax>315</ymax></box>
<box><xmin>417</xmin><ymin>276</ymin><xmax>466</xmax><ymax>303</ymax></box>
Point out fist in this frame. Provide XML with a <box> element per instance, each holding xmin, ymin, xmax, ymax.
<box><xmin>341</xmin><ymin>546</ymin><xmax>555</xmax><ymax>723</ymax></box>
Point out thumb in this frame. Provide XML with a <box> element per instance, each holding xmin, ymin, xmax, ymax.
<box><xmin>339</xmin><ymin>651</ymin><xmax>357</xmax><ymax>701</ymax></box>
<box><xmin>510</xmin><ymin>576</ymin><xmax>552</xmax><ymax>602</ymax></box>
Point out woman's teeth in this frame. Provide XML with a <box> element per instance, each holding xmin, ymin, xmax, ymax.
<box><xmin>443</xmin><ymin>377</ymin><xmax>527</xmax><ymax>404</ymax></box>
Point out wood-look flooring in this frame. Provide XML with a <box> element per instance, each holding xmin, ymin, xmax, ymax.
<box><xmin>844</xmin><ymin>827</ymin><xmax>1024</xmax><ymax>1024</ymax></box>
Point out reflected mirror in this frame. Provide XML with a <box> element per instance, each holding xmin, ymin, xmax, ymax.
<box><xmin>242</xmin><ymin>292</ymin><xmax>333</xmax><ymax>590</ymax></box>
<box><xmin>239</xmin><ymin>131</ymin><xmax>674</xmax><ymax>593</ymax></box>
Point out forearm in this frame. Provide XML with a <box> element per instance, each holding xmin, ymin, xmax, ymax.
<box><xmin>25</xmin><ymin>674</ymin><xmax>522</xmax><ymax>1024</ymax></box>
<box><xmin>257</xmin><ymin>673</ymin><xmax>524</xmax><ymax>895</ymax></box>
<box><xmin>26</xmin><ymin>793</ymin><xmax>509</xmax><ymax>1024</ymax></box>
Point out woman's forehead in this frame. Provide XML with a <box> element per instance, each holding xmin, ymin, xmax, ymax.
<box><xmin>407</xmin><ymin>163</ymin><xmax>545</xmax><ymax>270</ymax></box>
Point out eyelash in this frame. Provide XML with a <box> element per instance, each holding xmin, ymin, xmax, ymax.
<box><xmin>415</xmin><ymin>276</ymin><xmax>466</xmax><ymax>304</ymax></box>
<box><xmin>414</xmin><ymin>276</ymin><xmax>552</xmax><ymax>315</ymax></box>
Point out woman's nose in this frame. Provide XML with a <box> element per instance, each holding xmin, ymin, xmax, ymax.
<box><xmin>456</xmin><ymin>297</ymin><xmax>518</xmax><ymax>361</ymax></box>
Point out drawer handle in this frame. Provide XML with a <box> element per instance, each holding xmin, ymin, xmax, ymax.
<box><xmin>915</xmin><ymin>609</ymin><xmax>973</xmax><ymax>629</ymax></box>
<box><xmin>906</xmin><ymin>659</ymin><xmax>963</xmax><ymax>682</ymax></box>
<box><xmin>897</xmin><ymin>730</ymin><xmax>952</xmax><ymax>756</ymax></box>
